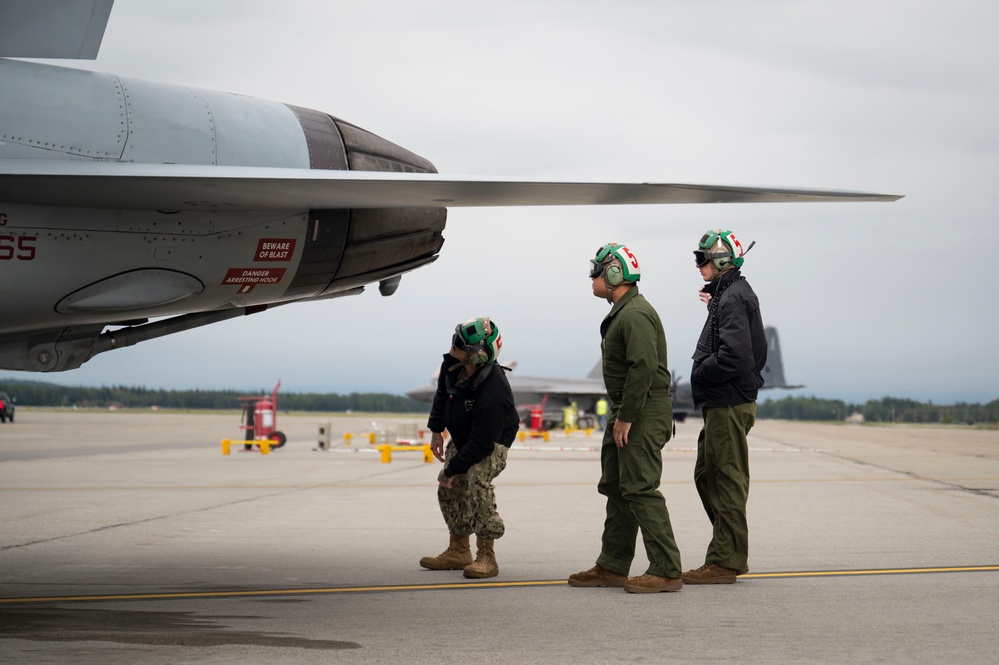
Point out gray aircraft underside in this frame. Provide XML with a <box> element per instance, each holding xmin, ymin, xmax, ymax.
<box><xmin>406</xmin><ymin>327</ymin><xmax>800</xmax><ymax>424</ymax></box>
<box><xmin>0</xmin><ymin>1</ymin><xmax>900</xmax><ymax>374</ymax></box>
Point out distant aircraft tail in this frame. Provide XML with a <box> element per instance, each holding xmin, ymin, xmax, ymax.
<box><xmin>761</xmin><ymin>326</ymin><xmax>803</xmax><ymax>389</ymax></box>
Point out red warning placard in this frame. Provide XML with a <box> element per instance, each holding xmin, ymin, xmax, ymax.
<box><xmin>254</xmin><ymin>238</ymin><xmax>296</xmax><ymax>261</ymax></box>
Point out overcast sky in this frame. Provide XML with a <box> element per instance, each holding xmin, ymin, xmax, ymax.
<box><xmin>4</xmin><ymin>0</ymin><xmax>998</xmax><ymax>405</ymax></box>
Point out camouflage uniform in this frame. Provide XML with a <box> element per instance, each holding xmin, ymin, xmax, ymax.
<box><xmin>439</xmin><ymin>440</ymin><xmax>508</xmax><ymax>539</ymax></box>
<box><xmin>428</xmin><ymin>355</ymin><xmax>519</xmax><ymax>541</ymax></box>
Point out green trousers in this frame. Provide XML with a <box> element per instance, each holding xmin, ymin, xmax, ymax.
<box><xmin>694</xmin><ymin>402</ymin><xmax>756</xmax><ymax>571</ymax></box>
<box><xmin>595</xmin><ymin>402</ymin><xmax>682</xmax><ymax>579</ymax></box>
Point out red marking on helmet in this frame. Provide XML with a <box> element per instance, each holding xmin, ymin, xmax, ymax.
<box><xmin>731</xmin><ymin>234</ymin><xmax>744</xmax><ymax>256</ymax></box>
<box><xmin>621</xmin><ymin>246</ymin><xmax>639</xmax><ymax>268</ymax></box>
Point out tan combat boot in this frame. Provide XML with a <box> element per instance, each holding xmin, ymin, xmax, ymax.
<box><xmin>463</xmin><ymin>537</ymin><xmax>498</xmax><ymax>579</ymax></box>
<box><xmin>681</xmin><ymin>563</ymin><xmax>738</xmax><ymax>584</ymax></box>
<box><xmin>567</xmin><ymin>565</ymin><xmax>628</xmax><ymax>588</ymax></box>
<box><xmin>419</xmin><ymin>534</ymin><xmax>472</xmax><ymax>570</ymax></box>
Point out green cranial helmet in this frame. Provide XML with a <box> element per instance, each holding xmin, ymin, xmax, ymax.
<box><xmin>452</xmin><ymin>317</ymin><xmax>502</xmax><ymax>365</ymax></box>
<box><xmin>590</xmin><ymin>243</ymin><xmax>641</xmax><ymax>286</ymax></box>
<box><xmin>693</xmin><ymin>229</ymin><xmax>753</xmax><ymax>270</ymax></box>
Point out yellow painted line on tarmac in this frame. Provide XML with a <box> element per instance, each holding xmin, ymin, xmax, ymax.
<box><xmin>745</xmin><ymin>565</ymin><xmax>999</xmax><ymax>579</ymax></box>
<box><xmin>1</xmin><ymin>565</ymin><xmax>997</xmax><ymax>605</ymax></box>
<box><xmin>0</xmin><ymin>580</ymin><xmax>561</xmax><ymax>604</ymax></box>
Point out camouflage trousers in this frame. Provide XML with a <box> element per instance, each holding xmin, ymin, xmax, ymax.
<box><xmin>438</xmin><ymin>441</ymin><xmax>508</xmax><ymax>540</ymax></box>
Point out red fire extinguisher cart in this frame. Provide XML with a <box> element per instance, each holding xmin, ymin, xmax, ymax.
<box><xmin>238</xmin><ymin>380</ymin><xmax>287</xmax><ymax>450</ymax></box>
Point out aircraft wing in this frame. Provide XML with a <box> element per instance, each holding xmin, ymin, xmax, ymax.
<box><xmin>0</xmin><ymin>161</ymin><xmax>903</xmax><ymax>212</ymax></box>
<box><xmin>0</xmin><ymin>0</ymin><xmax>114</xmax><ymax>59</ymax></box>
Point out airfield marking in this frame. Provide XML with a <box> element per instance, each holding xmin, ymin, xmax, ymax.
<box><xmin>2</xmin><ymin>565</ymin><xmax>997</xmax><ymax>605</ymax></box>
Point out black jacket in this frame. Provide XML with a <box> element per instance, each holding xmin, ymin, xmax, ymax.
<box><xmin>691</xmin><ymin>269</ymin><xmax>768</xmax><ymax>409</ymax></box>
<box><xmin>427</xmin><ymin>355</ymin><xmax>519</xmax><ymax>477</ymax></box>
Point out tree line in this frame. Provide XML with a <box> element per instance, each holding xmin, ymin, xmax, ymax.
<box><xmin>758</xmin><ymin>396</ymin><xmax>999</xmax><ymax>425</ymax></box>
<box><xmin>3</xmin><ymin>378</ymin><xmax>997</xmax><ymax>424</ymax></box>
<box><xmin>0</xmin><ymin>379</ymin><xmax>426</xmax><ymax>413</ymax></box>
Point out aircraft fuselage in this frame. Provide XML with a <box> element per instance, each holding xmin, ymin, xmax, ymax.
<box><xmin>0</xmin><ymin>58</ymin><xmax>446</xmax><ymax>371</ymax></box>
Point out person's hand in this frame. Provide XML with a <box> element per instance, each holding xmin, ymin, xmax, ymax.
<box><xmin>613</xmin><ymin>419</ymin><xmax>632</xmax><ymax>448</ymax></box>
<box><xmin>437</xmin><ymin>469</ymin><xmax>453</xmax><ymax>488</ymax></box>
<box><xmin>698</xmin><ymin>288</ymin><xmax>712</xmax><ymax>304</ymax></box>
<box><xmin>430</xmin><ymin>431</ymin><xmax>445</xmax><ymax>462</ymax></box>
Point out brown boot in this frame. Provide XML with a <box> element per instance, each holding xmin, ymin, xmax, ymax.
<box><xmin>624</xmin><ymin>573</ymin><xmax>683</xmax><ymax>594</ymax></box>
<box><xmin>567</xmin><ymin>565</ymin><xmax>627</xmax><ymax>588</ymax></box>
<box><xmin>419</xmin><ymin>534</ymin><xmax>472</xmax><ymax>570</ymax></box>
<box><xmin>681</xmin><ymin>563</ymin><xmax>738</xmax><ymax>584</ymax></box>
<box><xmin>463</xmin><ymin>538</ymin><xmax>498</xmax><ymax>579</ymax></box>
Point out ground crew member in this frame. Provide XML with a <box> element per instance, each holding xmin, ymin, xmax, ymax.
<box><xmin>421</xmin><ymin>317</ymin><xmax>519</xmax><ymax>579</ymax></box>
<box><xmin>683</xmin><ymin>230</ymin><xmax>767</xmax><ymax>585</ymax></box>
<box><xmin>568</xmin><ymin>243</ymin><xmax>683</xmax><ymax>594</ymax></box>
<box><xmin>595</xmin><ymin>397</ymin><xmax>609</xmax><ymax>430</ymax></box>
<box><xmin>562</xmin><ymin>403</ymin><xmax>576</xmax><ymax>429</ymax></box>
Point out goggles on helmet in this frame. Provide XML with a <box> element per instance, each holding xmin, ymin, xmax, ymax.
<box><xmin>693</xmin><ymin>230</ymin><xmax>755</xmax><ymax>268</ymax></box>
<box><xmin>451</xmin><ymin>317</ymin><xmax>501</xmax><ymax>366</ymax></box>
<box><xmin>695</xmin><ymin>231</ymin><xmax>725</xmax><ymax>266</ymax></box>
<box><xmin>589</xmin><ymin>258</ymin><xmax>611</xmax><ymax>279</ymax></box>
<box><xmin>694</xmin><ymin>250</ymin><xmax>730</xmax><ymax>267</ymax></box>
<box><xmin>590</xmin><ymin>243</ymin><xmax>641</xmax><ymax>283</ymax></box>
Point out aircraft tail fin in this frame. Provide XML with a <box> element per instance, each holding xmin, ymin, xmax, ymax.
<box><xmin>586</xmin><ymin>360</ymin><xmax>602</xmax><ymax>380</ymax></box>
<box><xmin>761</xmin><ymin>326</ymin><xmax>803</xmax><ymax>389</ymax></box>
<box><xmin>0</xmin><ymin>0</ymin><xmax>114</xmax><ymax>59</ymax></box>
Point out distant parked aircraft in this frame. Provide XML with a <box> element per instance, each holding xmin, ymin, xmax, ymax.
<box><xmin>407</xmin><ymin>327</ymin><xmax>800</xmax><ymax>427</ymax></box>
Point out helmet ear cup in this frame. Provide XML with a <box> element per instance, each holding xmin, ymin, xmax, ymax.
<box><xmin>605</xmin><ymin>262</ymin><xmax>623</xmax><ymax>287</ymax></box>
<box><xmin>465</xmin><ymin>345</ymin><xmax>488</xmax><ymax>366</ymax></box>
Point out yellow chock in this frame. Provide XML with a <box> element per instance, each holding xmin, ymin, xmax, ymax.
<box><xmin>585</xmin><ymin>428</ymin><xmax>593</xmax><ymax>436</ymax></box>
<box><xmin>376</xmin><ymin>444</ymin><xmax>434</xmax><ymax>464</ymax></box>
<box><xmin>368</xmin><ymin>433</ymin><xmax>376</xmax><ymax>445</ymax></box>
<box><xmin>221</xmin><ymin>439</ymin><xmax>272</xmax><ymax>455</ymax></box>
<box><xmin>344</xmin><ymin>432</ymin><xmax>353</xmax><ymax>445</ymax></box>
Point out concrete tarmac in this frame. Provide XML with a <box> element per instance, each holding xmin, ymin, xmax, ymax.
<box><xmin>1</xmin><ymin>410</ymin><xmax>998</xmax><ymax>663</ymax></box>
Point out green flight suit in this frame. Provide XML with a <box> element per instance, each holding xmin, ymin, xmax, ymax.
<box><xmin>594</xmin><ymin>286</ymin><xmax>682</xmax><ymax>579</ymax></box>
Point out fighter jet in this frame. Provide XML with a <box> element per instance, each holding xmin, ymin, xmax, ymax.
<box><xmin>407</xmin><ymin>326</ymin><xmax>800</xmax><ymax>426</ymax></box>
<box><xmin>0</xmin><ymin>1</ymin><xmax>900</xmax><ymax>374</ymax></box>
